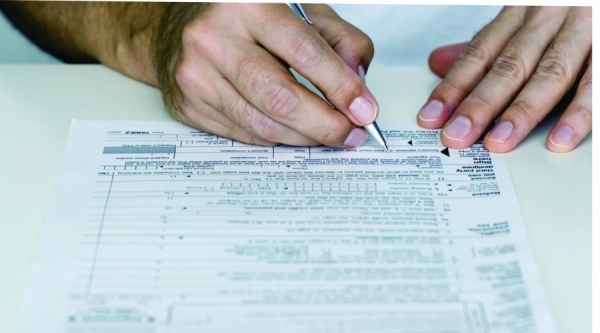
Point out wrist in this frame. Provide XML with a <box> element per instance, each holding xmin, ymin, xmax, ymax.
<box><xmin>90</xmin><ymin>3</ymin><xmax>167</xmax><ymax>87</ymax></box>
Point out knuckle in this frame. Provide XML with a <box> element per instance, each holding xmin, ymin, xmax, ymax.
<box><xmin>490</xmin><ymin>51</ymin><xmax>527</xmax><ymax>82</ymax></box>
<box><xmin>465</xmin><ymin>93</ymin><xmax>494</xmax><ymax>111</ymax></box>
<box><xmin>222</xmin><ymin>124</ymin><xmax>261</xmax><ymax>146</ymax></box>
<box><xmin>265</xmin><ymin>84</ymin><xmax>299</xmax><ymax>119</ymax></box>
<box><xmin>457</xmin><ymin>39</ymin><xmax>488</xmax><ymax>65</ymax></box>
<box><xmin>227</xmin><ymin>97</ymin><xmax>282</xmax><ymax>141</ymax></box>
<box><xmin>579</xmin><ymin>70</ymin><xmax>592</xmax><ymax>92</ymax></box>
<box><xmin>328</xmin><ymin>74</ymin><xmax>363</xmax><ymax>107</ymax></box>
<box><xmin>228</xmin><ymin>98</ymin><xmax>279</xmax><ymax>144</ymax></box>
<box><xmin>535</xmin><ymin>56</ymin><xmax>570</xmax><ymax>84</ymax></box>
<box><xmin>434</xmin><ymin>78</ymin><xmax>465</xmax><ymax>98</ymax></box>
<box><xmin>226</xmin><ymin>97</ymin><xmax>256</xmax><ymax>130</ymax></box>
<box><xmin>509</xmin><ymin>99</ymin><xmax>537</xmax><ymax>123</ymax></box>
<box><xmin>237</xmin><ymin>58</ymin><xmax>268</xmax><ymax>94</ymax></box>
<box><xmin>315</xmin><ymin>117</ymin><xmax>348</xmax><ymax>145</ymax></box>
<box><xmin>321</xmin><ymin>128</ymin><xmax>345</xmax><ymax>145</ymax></box>
<box><xmin>181</xmin><ymin>23</ymin><xmax>209</xmax><ymax>52</ymax></box>
<box><xmin>357</xmin><ymin>34</ymin><xmax>375</xmax><ymax>58</ymax></box>
<box><xmin>252</xmin><ymin>115</ymin><xmax>281</xmax><ymax>141</ymax></box>
<box><xmin>174</xmin><ymin>59</ymin><xmax>197</xmax><ymax>89</ymax></box>
<box><xmin>181</xmin><ymin>24</ymin><xmax>197</xmax><ymax>47</ymax></box>
<box><xmin>535</xmin><ymin>36</ymin><xmax>574</xmax><ymax>83</ymax></box>
<box><xmin>569</xmin><ymin>102</ymin><xmax>592</xmax><ymax>125</ymax></box>
<box><xmin>289</xmin><ymin>32</ymin><xmax>325</xmax><ymax>69</ymax></box>
<box><xmin>224</xmin><ymin>126</ymin><xmax>241</xmax><ymax>143</ymax></box>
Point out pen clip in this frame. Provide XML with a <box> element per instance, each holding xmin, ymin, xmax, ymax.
<box><xmin>287</xmin><ymin>3</ymin><xmax>314</xmax><ymax>25</ymax></box>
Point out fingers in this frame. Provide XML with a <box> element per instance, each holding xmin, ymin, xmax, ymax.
<box><xmin>441</xmin><ymin>7</ymin><xmax>570</xmax><ymax>149</ymax></box>
<box><xmin>218</xmin><ymin>41</ymin><xmax>367</xmax><ymax>147</ymax></box>
<box><xmin>247</xmin><ymin>4</ymin><xmax>379</xmax><ymax>127</ymax></box>
<box><xmin>546</xmin><ymin>55</ymin><xmax>592</xmax><ymax>153</ymax></box>
<box><xmin>180</xmin><ymin>18</ymin><xmax>367</xmax><ymax>148</ymax></box>
<box><xmin>428</xmin><ymin>42</ymin><xmax>468</xmax><ymax>78</ymax></box>
<box><xmin>419</xmin><ymin>6</ymin><xmax>592</xmax><ymax>154</ymax></box>
<box><xmin>418</xmin><ymin>6</ymin><xmax>526</xmax><ymax>130</ymax></box>
<box><xmin>177</xmin><ymin>101</ymin><xmax>278</xmax><ymax>147</ymax></box>
<box><xmin>174</xmin><ymin>58</ymin><xmax>279</xmax><ymax>147</ymax></box>
<box><xmin>172</xmin><ymin>3</ymin><xmax>375</xmax><ymax>148</ymax></box>
<box><xmin>175</xmin><ymin>42</ymin><xmax>319</xmax><ymax>147</ymax></box>
<box><xmin>302</xmin><ymin>4</ymin><xmax>375</xmax><ymax>73</ymax></box>
<box><xmin>483</xmin><ymin>7</ymin><xmax>592</xmax><ymax>152</ymax></box>
<box><xmin>210</xmin><ymin>73</ymin><xmax>320</xmax><ymax>147</ymax></box>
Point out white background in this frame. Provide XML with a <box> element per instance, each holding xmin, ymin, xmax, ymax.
<box><xmin>0</xmin><ymin>3</ymin><xmax>595</xmax><ymax>333</ymax></box>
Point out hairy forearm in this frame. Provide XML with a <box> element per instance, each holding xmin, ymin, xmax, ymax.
<box><xmin>0</xmin><ymin>2</ymin><xmax>173</xmax><ymax>86</ymax></box>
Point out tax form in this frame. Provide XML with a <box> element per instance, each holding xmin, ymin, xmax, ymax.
<box><xmin>16</xmin><ymin>120</ymin><xmax>557</xmax><ymax>333</ymax></box>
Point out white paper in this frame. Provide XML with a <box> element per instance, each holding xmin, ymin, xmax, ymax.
<box><xmin>17</xmin><ymin>120</ymin><xmax>557</xmax><ymax>333</ymax></box>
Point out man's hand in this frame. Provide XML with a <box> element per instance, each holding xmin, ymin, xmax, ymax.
<box><xmin>418</xmin><ymin>6</ymin><xmax>591</xmax><ymax>153</ymax></box>
<box><xmin>156</xmin><ymin>3</ymin><xmax>376</xmax><ymax>148</ymax></box>
<box><xmin>1</xmin><ymin>2</ymin><xmax>376</xmax><ymax>148</ymax></box>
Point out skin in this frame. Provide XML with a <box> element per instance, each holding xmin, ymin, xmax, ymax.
<box><xmin>168</xmin><ymin>4</ymin><xmax>377</xmax><ymax>148</ymax></box>
<box><xmin>419</xmin><ymin>6</ymin><xmax>592</xmax><ymax>153</ymax></box>
<box><xmin>1</xmin><ymin>4</ymin><xmax>590</xmax><ymax>153</ymax></box>
<box><xmin>0</xmin><ymin>2</ymin><xmax>376</xmax><ymax>149</ymax></box>
<box><xmin>0</xmin><ymin>2</ymin><xmax>165</xmax><ymax>84</ymax></box>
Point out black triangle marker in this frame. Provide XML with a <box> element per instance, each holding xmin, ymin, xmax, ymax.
<box><xmin>441</xmin><ymin>147</ymin><xmax>449</xmax><ymax>157</ymax></box>
<box><xmin>408</xmin><ymin>140</ymin><xmax>413</xmax><ymax>146</ymax></box>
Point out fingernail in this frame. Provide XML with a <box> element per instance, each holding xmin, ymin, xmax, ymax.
<box><xmin>358</xmin><ymin>65</ymin><xmax>366</xmax><ymax>82</ymax></box>
<box><xmin>443</xmin><ymin>116</ymin><xmax>471</xmax><ymax>140</ymax></box>
<box><xmin>418</xmin><ymin>100</ymin><xmax>444</xmax><ymax>121</ymax></box>
<box><xmin>550</xmin><ymin>125</ymin><xmax>573</xmax><ymax>147</ymax></box>
<box><xmin>344</xmin><ymin>128</ymin><xmax>367</xmax><ymax>147</ymax></box>
<box><xmin>349</xmin><ymin>96</ymin><xmax>376</xmax><ymax>124</ymax></box>
<box><xmin>486</xmin><ymin>120</ymin><xmax>513</xmax><ymax>143</ymax></box>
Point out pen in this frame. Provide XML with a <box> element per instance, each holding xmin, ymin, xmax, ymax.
<box><xmin>287</xmin><ymin>3</ymin><xmax>389</xmax><ymax>151</ymax></box>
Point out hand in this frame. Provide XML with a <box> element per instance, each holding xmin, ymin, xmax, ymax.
<box><xmin>417</xmin><ymin>6</ymin><xmax>591</xmax><ymax>153</ymax></box>
<box><xmin>156</xmin><ymin>3</ymin><xmax>377</xmax><ymax>148</ymax></box>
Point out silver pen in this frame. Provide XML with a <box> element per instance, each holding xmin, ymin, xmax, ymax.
<box><xmin>287</xmin><ymin>3</ymin><xmax>389</xmax><ymax>151</ymax></box>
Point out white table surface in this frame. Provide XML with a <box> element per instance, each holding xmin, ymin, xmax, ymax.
<box><xmin>0</xmin><ymin>65</ymin><xmax>591</xmax><ymax>333</ymax></box>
